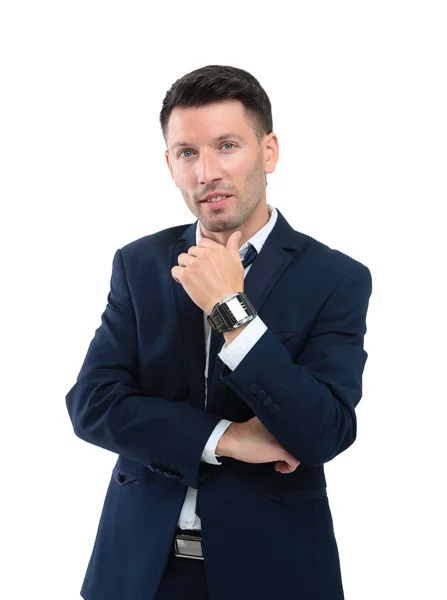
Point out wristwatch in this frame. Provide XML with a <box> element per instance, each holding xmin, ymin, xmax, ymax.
<box><xmin>207</xmin><ymin>292</ymin><xmax>257</xmax><ymax>334</ymax></box>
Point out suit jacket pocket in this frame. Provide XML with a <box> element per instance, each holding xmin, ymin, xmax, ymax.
<box><xmin>273</xmin><ymin>330</ymin><xmax>301</xmax><ymax>343</ymax></box>
<box><xmin>273</xmin><ymin>330</ymin><xmax>304</xmax><ymax>357</ymax></box>
<box><xmin>111</xmin><ymin>455</ymin><xmax>156</xmax><ymax>487</ymax></box>
<box><xmin>265</xmin><ymin>487</ymin><xmax>327</xmax><ymax>506</ymax></box>
<box><xmin>112</xmin><ymin>465</ymin><xmax>139</xmax><ymax>486</ymax></box>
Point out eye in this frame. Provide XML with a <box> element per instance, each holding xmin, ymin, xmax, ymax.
<box><xmin>178</xmin><ymin>143</ymin><xmax>236</xmax><ymax>159</ymax></box>
<box><xmin>178</xmin><ymin>149</ymin><xmax>194</xmax><ymax>159</ymax></box>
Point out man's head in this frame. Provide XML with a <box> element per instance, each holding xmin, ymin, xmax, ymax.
<box><xmin>160</xmin><ymin>65</ymin><xmax>279</xmax><ymax>246</ymax></box>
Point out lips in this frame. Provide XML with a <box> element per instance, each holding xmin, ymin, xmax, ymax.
<box><xmin>200</xmin><ymin>195</ymin><xmax>232</xmax><ymax>209</ymax></box>
<box><xmin>200</xmin><ymin>194</ymin><xmax>232</xmax><ymax>203</ymax></box>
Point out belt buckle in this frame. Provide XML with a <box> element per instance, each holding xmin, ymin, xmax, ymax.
<box><xmin>174</xmin><ymin>533</ymin><xmax>204</xmax><ymax>560</ymax></box>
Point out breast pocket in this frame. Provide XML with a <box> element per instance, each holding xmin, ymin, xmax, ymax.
<box><xmin>273</xmin><ymin>330</ymin><xmax>304</xmax><ymax>358</ymax></box>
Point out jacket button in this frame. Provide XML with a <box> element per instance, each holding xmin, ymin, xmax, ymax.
<box><xmin>256</xmin><ymin>389</ymin><xmax>267</xmax><ymax>400</ymax></box>
<box><xmin>249</xmin><ymin>383</ymin><xmax>259</xmax><ymax>394</ymax></box>
<box><xmin>263</xmin><ymin>396</ymin><xmax>273</xmax><ymax>407</ymax></box>
<box><xmin>269</xmin><ymin>404</ymin><xmax>280</xmax><ymax>414</ymax></box>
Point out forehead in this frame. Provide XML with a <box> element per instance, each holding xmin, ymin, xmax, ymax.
<box><xmin>166</xmin><ymin>100</ymin><xmax>254</xmax><ymax>150</ymax></box>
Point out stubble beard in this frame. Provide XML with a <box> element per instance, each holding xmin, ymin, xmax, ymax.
<box><xmin>190</xmin><ymin>154</ymin><xmax>265</xmax><ymax>233</ymax></box>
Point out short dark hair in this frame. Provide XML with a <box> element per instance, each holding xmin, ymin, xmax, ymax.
<box><xmin>160</xmin><ymin>65</ymin><xmax>273</xmax><ymax>146</ymax></box>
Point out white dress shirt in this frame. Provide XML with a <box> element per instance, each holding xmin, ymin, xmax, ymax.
<box><xmin>177</xmin><ymin>203</ymin><xmax>278</xmax><ymax>530</ymax></box>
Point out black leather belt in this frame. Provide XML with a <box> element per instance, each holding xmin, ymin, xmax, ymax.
<box><xmin>172</xmin><ymin>528</ymin><xmax>204</xmax><ymax>561</ymax></box>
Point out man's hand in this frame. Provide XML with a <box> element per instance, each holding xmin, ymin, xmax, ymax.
<box><xmin>171</xmin><ymin>231</ymin><xmax>244</xmax><ymax>314</ymax></box>
<box><xmin>217</xmin><ymin>416</ymin><xmax>301</xmax><ymax>474</ymax></box>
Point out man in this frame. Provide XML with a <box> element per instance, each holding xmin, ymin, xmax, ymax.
<box><xmin>66</xmin><ymin>64</ymin><xmax>372</xmax><ymax>600</ymax></box>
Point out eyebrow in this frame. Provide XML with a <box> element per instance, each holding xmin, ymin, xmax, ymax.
<box><xmin>170</xmin><ymin>132</ymin><xmax>246</xmax><ymax>152</ymax></box>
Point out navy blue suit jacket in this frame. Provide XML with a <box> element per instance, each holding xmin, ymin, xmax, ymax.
<box><xmin>66</xmin><ymin>207</ymin><xmax>372</xmax><ymax>600</ymax></box>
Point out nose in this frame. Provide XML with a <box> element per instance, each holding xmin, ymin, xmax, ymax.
<box><xmin>196</xmin><ymin>149</ymin><xmax>222</xmax><ymax>185</ymax></box>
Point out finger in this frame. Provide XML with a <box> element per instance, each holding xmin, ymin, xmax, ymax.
<box><xmin>171</xmin><ymin>266</ymin><xmax>182</xmax><ymax>284</ymax></box>
<box><xmin>187</xmin><ymin>246</ymin><xmax>207</xmax><ymax>257</ymax></box>
<box><xmin>177</xmin><ymin>253</ymin><xmax>195</xmax><ymax>267</ymax></box>
<box><xmin>277</xmin><ymin>458</ymin><xmax>300</xmax><ymax>473</ymax></box>
<box><xmin>274</xmin><ymin>460</ymin><xmax>288</xmax><ymax>473</ymax></box>
<box><xmin>285</xmin><ymin>460</ymin><xmax>299</xmax><ymax>470</ymax></box>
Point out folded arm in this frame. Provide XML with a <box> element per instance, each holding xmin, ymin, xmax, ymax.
<box><xmin>65</xmin><ymin>248</ymin><xmax>225</xmax><ymax>489</ymax></box>
<box><xmin>219</xmin><ymin>263</ymin><xmax>373</xmax><ymax>467</ymax></box>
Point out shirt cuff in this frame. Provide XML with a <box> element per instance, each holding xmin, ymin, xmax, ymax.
<box><xmin>218</xmin><ymin>316</ymin><xmax>267</xmax><ymax>371</ymax></box>
<box><xmin>201</xmin><ymin>419</ymin><xmax>234</xmax><ymax>465</ymax></box>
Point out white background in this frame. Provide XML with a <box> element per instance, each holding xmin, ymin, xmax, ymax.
<box><xmin>1</xmin><ymin>1</ymin><xmax>446</xmax><ymax>598</ymax></box>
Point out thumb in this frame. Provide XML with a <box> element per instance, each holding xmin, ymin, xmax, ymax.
<box><xmin>227</xmin><ymin>230</ymin><xmax>242</xmax><ymax>254</ymax></box>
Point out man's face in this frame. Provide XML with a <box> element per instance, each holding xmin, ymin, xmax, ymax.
<box><xmin>164</xmin><ymin>100</ymin><xmax>278</xmax><ymax>241</ymax></box>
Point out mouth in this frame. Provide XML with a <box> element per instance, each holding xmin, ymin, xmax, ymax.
<box><xmin>199</xmin><ymin>195</ymin><xmax>233</xmax><ymax>209</ymax></box>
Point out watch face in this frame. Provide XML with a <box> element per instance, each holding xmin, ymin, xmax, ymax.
<box><xmin>225</xmin><ymin>297</ymin><xmax>248</xmax><ymax>321</ymax></box>
<box><xmin>209</xmin><ymin>293</ymin><xmax>256</xmax><ymax>333</ymax></box>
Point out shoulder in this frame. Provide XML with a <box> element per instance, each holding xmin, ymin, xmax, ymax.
<box><xmin>113</xmin><ymin>223</ymin><xmax>193</xmax><ymax>277</ymax></box>
<box><xmin>120</xmin><ymin>223</ymin><xmax>191</xmax><ymax>257</ymax></box>
<box><xmin>289</xmin><ymin>228</ymin><xmax>372</xmax><ymax>289</ymax></box>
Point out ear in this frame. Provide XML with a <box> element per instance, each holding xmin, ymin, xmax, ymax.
<box><xmin>165</xmin><ymin>150</ymin><xmax>175</xmax><ymax>182</ymax></box>
<box><xmin>263</xmin><ymin>132</ymin><xmax>279</xmax><ymax>176</ymax></box>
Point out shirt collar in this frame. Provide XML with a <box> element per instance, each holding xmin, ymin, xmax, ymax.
<box><xmin>195</xmin><ymin>203</ymin><xmax>278</xmax><ymax>258</ymax></box>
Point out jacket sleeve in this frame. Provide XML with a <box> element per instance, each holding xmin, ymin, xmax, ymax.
<box><xmin>65</xmin><ymin>248</ymin><xmax>223</xmax><ymax>489</ymax></box>
<box><xmin>220</xmin><ymin>263</ymin><xmax>373</xmax><ymax>467</ymax></box>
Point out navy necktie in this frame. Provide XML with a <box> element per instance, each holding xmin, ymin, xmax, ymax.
<box><xmin>241</xmin><ymin>243</ymin><xmax>258</xmax><ymax>270</ymax></box>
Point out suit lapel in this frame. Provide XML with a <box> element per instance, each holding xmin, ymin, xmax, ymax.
<box><xmin>169</xmin><ymin>208</ymin><xmax>303</xmax><ymax>415</ymax></box>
